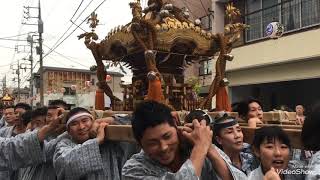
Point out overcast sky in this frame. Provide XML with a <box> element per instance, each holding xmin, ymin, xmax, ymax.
<box><xmin>0</xmin><ymin>0</ymin><xmax>152</xmax><ymax>88</ymax></box>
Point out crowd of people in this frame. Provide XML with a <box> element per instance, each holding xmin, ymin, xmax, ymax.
<box><xmin>233</xmin><ymin>98</ymin><xmax>307</xmax><ymax>127</ymax></box>
<box><xmin>0</xmin><ymin>99</ymin><xmax>319</xmax><ymax>180</ymax></box>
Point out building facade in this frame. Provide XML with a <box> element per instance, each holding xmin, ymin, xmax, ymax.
<box><xmin>173</xmin><ymin>0</ymin><xmax>216</xmax><ymax>96</ymax></box>
<box><xmin>34</xmin><ymin>66</ymin><xmax>124</xmax><ymax>108</ymax></box>
<box><xmin>224</xmin><ymin>0</ymin><xmax>320</xmax><ymax>110</ymax></box>
<box><xmin>174</xmin><ymin>0</ymin><xmax>320</xmax><ymax>110</ymax></box>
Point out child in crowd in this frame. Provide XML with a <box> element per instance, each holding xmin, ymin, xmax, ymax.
<box><xmin>249</xmin><ymin>126</ymin><xmax>304</xmax><ymax>180</ymax></box>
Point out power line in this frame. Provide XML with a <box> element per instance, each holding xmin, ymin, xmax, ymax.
<box><xmin>184</xmin><ymin>0</ymin><xmax>209</xmax><ymax>15</ymax></box>
<box><xmin>181</xmin><ymin>0</ymin><xmax>196</xmax><ymax>19</ymax></box>
<box><xmin>44</xmin><ymin>0</ymin><xmax>107</xmax><ymax>58</ymax></box>
<box><xmin>43</xmin><ymin>44</ymin><xmax>89</xmax><ymax>68</ymax></box>
<box><xmin>199</xmin><ymin>0</ymin><xmax>209</xmax><ymax>15</ymax></box>
<box><xmin>70</xmin><ymin>0</ymin><xmax>85</xmax><ymax>20</ymax></box>
<box><xmin>20</xmin><ymin>71</ymin><xmax>31</xmax><ymax>86</ymax></box>
<box><xmin>44</xmin><ymin>0</ymin><xmax>95</xmax><ymax>58</ymax></box>
<box><xmin>0</xmin><ymin>45</ymin><xmax>16</xmax><ymax>50</ymax></box>
<box><xmin>5</xmin><ymin>9</ymin><xmax>26</xmax><ymax>80</ymax></box>
<box><xmin>0</xmin><ymin>38</ymin><xmax>27</xmax><ymax>42</ymax></box>
<box><xmin>0</xmin><ymin>60</ymin><xmax>19</xmax><ymax>68</ymax></box>
<box><xmin>46</xmin><ymin>55</ymin><xmax>71</xmax><ymax>67</ymax></box>
<box><xmin>33</xmin><ymin>61</ymin><xmax>39</xmax><ymax>70</ymax></box>
<box><xmin>0</xmin><ymin>33</ymin><xmax>30</xmax><ymax>39</ymax></box>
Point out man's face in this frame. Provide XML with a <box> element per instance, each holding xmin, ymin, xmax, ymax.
<box><xmin>55</xmin><ymin>104</ymin><xmax>66</xmax><ymax>110</ymax></box>
<box><xmin>254</xmin><ymin>138</ymin><xmax>290</xmax><ymax>173</ymax></box>
<box><xmin>14</xmin><ymin>108</ymin><xmax>26</xmax><ymax>126</ymax></box>
<box><xmin>4</xmin><ymin>108</ymin><xmax>16</xmax><ymax>125</ymax></box>
<box><xmin>68</xmin><ymin>115</ymin><xmax>93</xmax><ymax>144</ymax></box>
<box><xmin>15</xmin><ymin>108</ymin><xmax>26</xmax><ymax>115</ymax></box>
<box><xmin>295</xmin><ymin>105</ymin><xmax>304</xmax><ymax>115</ymax></box>
<box><xmin>140</xmin><ymin>122</ymin><xmax>179</xmax><ymax>166</ymax></box>
<box><xmin>46</xmin><ymin>108</ymin><xmax>58</xmax><ymax>124</ymax></box>
<box><xmin>216</xmin><ymin>124</ymin><xmax>244</xmax><ymax>152</ymax></box>
<box><xmin>31</xmin><ymin>115</ymin><xmax>46</xmax><ymax>129</ymax></box>
<box><xmin>248</xmin><ymin>102</ymin><xmax>263</xmax><ymax>120</ymax></box>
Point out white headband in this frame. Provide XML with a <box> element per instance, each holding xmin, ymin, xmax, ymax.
<box><xmin>66</xmin><ymin>112</ymin><xmax>93</xmax><ymax>127</ymax></box>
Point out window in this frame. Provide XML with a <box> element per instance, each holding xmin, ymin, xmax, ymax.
<box><xmin>200</xmin><ymin>14</ymin><xmax>212</xmax><ymax>31</ymax></box>
<box><xmin>282</xmin><ymin>0</ymin><xmax>301</xmax><ymax>31</ymax></box>
<box><xmin>245</xmin><ymin>0</ymin><xmax>262</xmax><ymax>41</ymax></box>
<box><xmin>63</xmin><ymin>87</ymin><xmax>76</xmax><ymax>96</ymax></box>
<box><xmin>199</xmin><ymin>59</ymin><xmax>212</xmax><ymax>76</ymax></box>
<box><xmin>301</xmin><ymin>0</ymin><xmax>320</xmax><ymax>27</ymax></box>
<box><xmin>244</xmin><ymin>0</ymin><xmax>320</xmax><ymax>42</ymax></box>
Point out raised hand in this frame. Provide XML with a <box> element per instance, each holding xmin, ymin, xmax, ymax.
<box><xmin>96</xmin><ymin>122</ymin><xmax>109</xmax><ymax>144</ymax></box>
<box><xmin>182</xmin><ymin>119</ymin><xmax>213</xmax><ymax>153</ymax></box>
<box><xmin>180</xmin><ymin>119</ymin><xmax>213</xmax><ymax>177</ymax></box>
<box><xmin>264</xmin><ymin>167</ymin><xmax>281</xmax><ymax>180</ymax></box>
<box><xmin>47</xmin><ymin>108</ymin><xmax>65</xmax><ymax>130</ymax></box>
<box><xmin>37</xmin><ymin>108</ymin><xmax>65</xmax><ymax>142</ymax></box>
<box><xmin>90</xmin><ymin>117</ymin><xmax>115</xmax><ymax>138</ymax></box>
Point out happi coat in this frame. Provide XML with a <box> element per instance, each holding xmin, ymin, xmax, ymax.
<box><xmin>53</xmin><ymin>134</ymin><xmax>137</xmax><ymax>180</ymax></box>
<box><xmin>122</xmin><ymin>144</ymin><xmax>248</xmax><ymax>180</ymax></box>
<box><xmin>0</xmin><ymin>130</ymin><xmax>45</xmax><ymax>171</ymax></box>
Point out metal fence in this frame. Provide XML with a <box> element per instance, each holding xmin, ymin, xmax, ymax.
<box><xmin>245</xmin><ymin>0</ymin><xmax>320</xmax><ymax>42</ymax></box>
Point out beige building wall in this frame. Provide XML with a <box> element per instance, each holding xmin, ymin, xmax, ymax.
<box><xmin>226</xmin><ymin>29</ymin><xmax>320</xmax><ymax>86</ymax></box>
<box><xmin>227</xmin><ymin>58</ymin><xmax>320</xmax><ymax>87</ymax></box>
<box><xmin>211</xmin><ymin>1</ymin><xmax>225</xmax><ymax>33</ymax></box>
<box><xmin>173</xmin><ymin>0</ymin><xmax>320</xmax><ymax>108</ymax></box>
<box><xmin>228</xmin><ymin>29</ymin><xmax>320</xmax><ymax>71</ymax></box>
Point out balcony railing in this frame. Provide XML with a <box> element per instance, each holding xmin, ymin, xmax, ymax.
<box><xmin>245</xmin><ymin>0</ymin><xmax>320</xmax><ymax>42</ymax></box>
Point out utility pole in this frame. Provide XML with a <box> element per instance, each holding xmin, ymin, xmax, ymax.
<box><xmin>2</xmin><ymin>76</ymin><xmax>6</xmax><ymax>96</ymax></box>
<box><xmin>38</xmin><ymin>0</ymin><xmax>44</xmax><ymax>106</ymax></box>
<box><xmin>23</xmin><ymin>0</ymin><xmax>44</xmax><ymax>106</ymax></box>
<box><xmin>27</xmin><ymin>34</ymin><xmax>34</xmax><ymax>106</ymax></box>
<box><xmin>12</xmin><ymin>62</ymin><xmax>21</xmax><ymax>102</ymax></box>
<box><xmin>17</xmin><ymin>60</ymin><xmax>21</xmax><ymax>102</ymax></box>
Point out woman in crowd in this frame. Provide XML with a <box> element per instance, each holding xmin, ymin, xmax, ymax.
<box><xmin>301</xmin><ymin>103</ymin><xmax>320</xmax><ymax>180</ymax></box>
<box><xmin>213</xmin><ymin>115</ymin><xmax>259</xmax><ymax>175</ymax></box>
<box><xmin>185</xmin><ymin>110</ymin><xmax>258</xmax><ymax>175</ymax></box>
<box><xmin>249</xmin><ymin>126</ymin><xmax>304</xmax><ymax>180</ymax></box>
<box><xmin>235</xmin><ymin>98</ymin><xmax>264</xmax><ymax>128</ymax></box>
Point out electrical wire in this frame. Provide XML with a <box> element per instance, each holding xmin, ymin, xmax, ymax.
<box><xmin>0</xmin><ymin>45</ymin><xmax>16</xmax><ymax>50</ymax></box>
<box><xmin>70</xmin><ymin>0</ymin><xmax>85</xmax><ymax>20</ymax></box>
<box><xmin>0</xmin><ymin>33</ymin><xmax>30</xmax><ymax>39</ymax></box>
<box><xmin>46</xmin><ymin>55</ymin><xmax>71</xmax><ymax>67</ymax></box>
<box><xmin>44</xmin><ymin>0</ymin><xmax>95</xmax><ymax>58</ymax></box>
<box><xmin>43</xmin><ymin>44</ymin><xmax>89</xmax><ymax>68</ymax></box>
<box><xmin>181</xmin><ymin>0</ymin><xmax>196</xmax><ymax>19</ymax></box>
<box><xmin>199</xmin><ymin>0</ymin><xmax>209</xmax><ymax>15</ymax></box>
<box><xmin>44</xmin><ymin>0</ymin><xmax>107</xmax><ymax>58</ymax></box>
<box><xmin>20</xmin><ymin>72</ymin><xmax>31</xmax><ymax>86</ymax></box>
<box><xmin>0</xmin><ymin>38</ymin><xmax>27</xmax><ymax>42</ymax></box>
<box><xmin>184</xmin><ymin>0</ymin><xmax>209</xmax><ymax>14</ymax></box>
<box><xmin>0</xmin><ymin>60</ymin><xmax>20</xmax><ymax>68</ymax></box>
